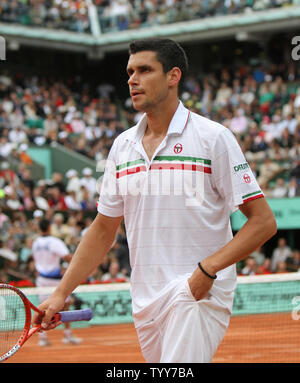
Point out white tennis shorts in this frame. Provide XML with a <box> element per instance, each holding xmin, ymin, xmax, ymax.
<box><xmin>134</xmin><ymin>277</ymin><xmax>234</xmax><ymax>363</ymax></box>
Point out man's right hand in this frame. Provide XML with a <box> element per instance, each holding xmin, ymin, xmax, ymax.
<box><xmin>32</xmin><ymin>294</ymin><xmax>66</xmax><ymax>330</ymax></box>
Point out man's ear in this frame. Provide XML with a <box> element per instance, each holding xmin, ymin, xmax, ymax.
<box><xmin>168</xmin><ymin>67</ymin><xmax>182</xmax><ymax>88</ymax></box>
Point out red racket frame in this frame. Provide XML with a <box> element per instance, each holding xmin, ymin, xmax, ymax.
<box><xmin>0</xmin><ymin>283</ymin><xmax>70</xmax><ymax>362</ymax></box>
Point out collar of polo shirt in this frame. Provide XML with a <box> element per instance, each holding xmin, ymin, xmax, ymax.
<box><xmin>125</xmin><ymin>101</ymin><xmax>190</xmax><ymax>145</ymax></box>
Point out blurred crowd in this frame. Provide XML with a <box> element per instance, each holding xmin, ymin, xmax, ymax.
<box><xmin>96</xmin><ymin>0</ymin><xmax>297</xmax><ymax>34</ymax></box>
<box><xmin>0</xmin><ymin>163</ymin><xmax>100</xmax><ymax>212</ymax></box>
<box><xmin>238</xmin><ymin>237</ymin><xmax>300</xmax><ymax>275</ymax></box>
<box><xmin>0</xmin><ymin>0</ymin><xmax>298</xmax><ymax>34</ymax></box>
<box><xmin>0</xmin><ymin>0</ymin><xmax>91</xmax><ymax>33</ymax></box>
<box><xmin>0</xmin><ymin>71</ymin><xmax>124</xmax><ymax>163</ymax></box>
<box><xmin>0</xmin><ymin>207</ymin><xmax>130</xmax><ymax>285</ymax></box>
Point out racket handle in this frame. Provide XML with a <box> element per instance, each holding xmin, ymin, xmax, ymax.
<box><xmin>58</xmin><ymin>309</ymin><xmax>93</xmax><ymax>323</ymax></box>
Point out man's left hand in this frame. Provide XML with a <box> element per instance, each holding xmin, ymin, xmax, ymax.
<box><xmin>188</xmin><ymin>265</ymin><xmax>215</xmax><ymax>301</ymax></box>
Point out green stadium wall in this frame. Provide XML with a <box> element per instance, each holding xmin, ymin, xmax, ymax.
<box><xmin>231</xmin><ymin>198</ymin><xmax>300</xmax><ymax>231</ymax></box>
<box><xmin>27</xmin><ymin>144</ymin><xmax>99</xmax><ymax>182</ymax></box>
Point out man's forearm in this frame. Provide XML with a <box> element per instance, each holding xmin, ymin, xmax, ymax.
<box><xmin>188</xmin><ymin>198</ymin><xmax>276</xmax><ymax>301</ymax></box>
<box><xmin>202</xmin><ymin>204</ymin><xmax>277</xmax><ymax>275</ymax></box>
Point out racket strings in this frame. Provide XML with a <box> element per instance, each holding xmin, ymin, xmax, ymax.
<box><xmin>0</xmin><ymin>288</ymin><xmax>27</xmax><ymax>356</ymax></box>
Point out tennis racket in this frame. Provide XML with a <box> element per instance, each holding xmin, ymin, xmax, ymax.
<box><xmin>0</xmin><ymin>283</ymin><xmax>93</xmax><ymax>362</ymax></box>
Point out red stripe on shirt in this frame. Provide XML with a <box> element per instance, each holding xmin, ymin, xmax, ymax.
<box><xmin>149</xmin><ymin>163</ymin><xmax>211</xmax><ymax>173</ymax></box>
<box><xmin>243</xmin><ymin>194</ymin><xmax>264</xmax><ymax>204</ymax></box>
<box><xmin>116</xmin><ymin>165</ymin><xmax>147</xmax><ymax>179</ymax></box>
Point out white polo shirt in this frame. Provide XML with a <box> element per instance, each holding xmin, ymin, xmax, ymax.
<box><xmin>97</xmin><ymin>101</ymin><xmax>263</xmax><ymax>316</ymax></box>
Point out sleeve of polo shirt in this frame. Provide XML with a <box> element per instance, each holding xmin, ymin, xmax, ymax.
<box><xmin>212</xmin><ymin>128</ymin><xmax>264</xmax><ymax>213</ymax></box>
<box><xmin>97</xmin><ymin>141</ymin><xmax>124</xmax><ymax>217</ymax></box>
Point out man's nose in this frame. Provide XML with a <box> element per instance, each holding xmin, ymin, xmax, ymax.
<box><xmin>128</xmin><ymin>72</ymin><xmax>138</xmax><ymax>85</ymax></box>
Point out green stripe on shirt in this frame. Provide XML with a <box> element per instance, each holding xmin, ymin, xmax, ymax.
<box><xmin>116</xmin><ymin>158</ymin><xmax>145</xmax><ymax>171</ymax></box>
<box><xmin>154</xmin><ymin>155</ymin><xmax>211</xmax><ymax>165</ymax></box>
<box><xmin>242</xmin><ymin>190</ymin><xmax>262</xmax><ymax>199</ymax></box>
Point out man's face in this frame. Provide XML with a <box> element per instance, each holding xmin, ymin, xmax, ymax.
<box><xmin>127</xmin><ymin>51</ymin><xmax>170</xmax><ymax>112</ymax></box>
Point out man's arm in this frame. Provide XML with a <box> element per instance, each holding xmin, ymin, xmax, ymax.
<box><xmin>188</xmin><ymin>197</ymin><xmax>277</xmax><ymax>300</ymax></box>
<box><xmin>34</xmin><ymin>213</ymin><xmax>123</xmax><ymax>328</ymax></box>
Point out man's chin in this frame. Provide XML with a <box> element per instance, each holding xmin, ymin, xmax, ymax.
<box><xmin>132</xmin><ymin>102</ymin><xmax>146</xmax><ymax>112</ymax></box>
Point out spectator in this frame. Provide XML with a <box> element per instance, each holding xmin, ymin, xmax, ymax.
<box><xmin>114</xmin><ymin>224</ymin><xmax>131</xmax><ymax>277</ymax></box>
<box><xmin>33</xmin><ymin>186</ymin><xmax>49</xmax><ymax>211</ymax></box>
<box><xmin>21</xmin><ymin>184</ymin><xmax>35</xmax><ymax>210</ymax></box>
<box><xmin>47</xmin><ymin>173</ymin><xmax>65</xmax><ymax>194</ymax></box>
<box><xmin>290</xmin><ymin>160</ymin><xmax>300</xmax><ymax>184</ymax></box>
<box><xmin>78</xmin><ymin>185</ymin><xmax>95</xmax><ymax>210</ymax></box>
<box><xmin>215</xmin><ymin>82</ymin><xmax>232</xmax><ymax>107</ymax></box>
<box><xmin>18</xmin><ymin>144</ymin><xmax>33</xmax><ymax>165</ymax></box>
<box><xmin>5</xmin><ymin>187</ymin><xmax>23</xmax><ymax>210</ymax></box>
<box><xmin>257</xmin><ymin>157</ymin><xmax>283</xmax><ymax>187</ymax></box>
<box><xmin>285</xmin><ymin>114</ymin><xmax>299</xmax><ymax>135</ymax></box>
<box><xmin>271</xmin><ymin>177</ymin><xmax>288</xmax><ymax>198</ymax></box>
<box><xmin>0</xmin><ymin>207</ymin><xmax>9</xmax><ymax>233</ymax></box>
<box><xmin>19</xmin><ymin>168</ymin><xmax>35</xmax><ymax>192</ymax></box>
<box><xmin>8</xmin><ymin>126</ymin><xmax>27</xmax><ymax>145</ymax></box>
<box><xmin>271</xmin><ymin>238</ymin><xmax>292</xmax><ymax>272</ymax></box>
<box><xmin>18</xmin><ymin>236</ymin><xmax>34</xmax><ymax>275</ymax></box>
<box><xmin>33</xmin><ymin>209</ymin><xmax>44</xmax><ymax>221</ymax></box>
<box><xmin>65</xmin><ymin>169</ymin><xmax>81</xmax><ymax>198</ymax></box>
<box><xmin>0</xmin><ymin>162</ymin><xmax>18</xmax><ymax>189</ymax></box>
<box><xmin>101</xmin><ymin>261</ymin><xmax>129</xmax><ymax>283</ymax></box>
<box><xmin>275</xmin><ymin>260</ymin><xmax>288</xmax><ymax>273</ymax></box>
<box><xmin>286</xmin><ymin>177</ymin><xmax>300</xmax><ymax>198</ymax></box>
<box><xmin>241</xmin><ymin>256</ymin><xmax>257</xmax><ymax>276</ymax></box>
<box><xmin>289</xmin><ymin>142</ymin><xmax>300</xmax><ymax>161</ymax></box>
<box><xmin>80</xmin><ymin>167</ymin><xmax>97</xmax><ymax>201</ymax></box>
<box><xmin>257</xmin><ymin>258</ymin><xmax>272</xmax><ymax>274</ymax></box>
<box><xmin>50</xmin><ymin>213</ymin><xmax>70</xmax><ymax>241</ymax></box>
<box><xmin>0</xmin><ymin>137</ymin><xmax>15</xmax><ymax>159</ymax></box>
<box><xmin>267</xmin><ymin>139</ymin><xmax>288</xmax><ymax>161</ymax></box>
<box><xmin>286</xmin><ymin>250</ymin><xmax>300</xmax><ymax>272</ymax></box>
<box><xmin>46</xmin><ymin>186</ymin><xmax>67</xmax><ymax>211</ymax></box>
<box><xmin>229</xmin><ymin>108</ymin><xmax>248</xmax><ymax>135</ymax></box>
<box><xmin>65</xmin><ymin>191</ymin><xmax>81</xmax><ymax>211</ymax></box>
<box><xmin>44</xmin><ymin>113</ymin><xmax>58</xmax><ymax>137</ymax></box>
<box><xmin>98</xmin><ymin>250</ymin><xmax>116</xmax><ymax>278</ymax></box>
<box><xmin>250</xmin><ymin>246</ymin><xmax>266</xmax><ymax>266</ymax></box>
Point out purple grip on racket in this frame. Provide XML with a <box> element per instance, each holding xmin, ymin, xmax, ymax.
<box><xmin>59</xmin><ymin>308</ymin><xmax>93</xmax><ymax>322</ymax></box>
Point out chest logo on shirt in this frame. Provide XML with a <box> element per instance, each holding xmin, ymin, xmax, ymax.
<box><xmin>174</xmin><ymin>143</ymin><xmax>183</xmax><ymax>154</ymax></box>
<box><xmin>243</xmin><ymin>173</ymin><xmax>251</xmax><ymax>184</ymax></box>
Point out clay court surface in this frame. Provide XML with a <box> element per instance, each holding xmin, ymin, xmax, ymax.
<box><xmin>4</xmin><ymin>312</ymin><xmax>300</xmax><ymax>363</ymax></box>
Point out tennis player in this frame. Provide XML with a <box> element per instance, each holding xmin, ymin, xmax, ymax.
<box><xmin>34</xmin><ymin>39</ymin><xmax>277</xmax><ymax>362</ymax></box>
<box><xmin>32</xmin><ymin>218</ymin><xmax>82</xmax><ymax>346</ymax></box>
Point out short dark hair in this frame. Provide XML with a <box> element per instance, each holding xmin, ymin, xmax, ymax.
<box><xmin>128</xmin><ymin>38</ymin><xmax>188</xmax><ymax>89</ymax></box>
<box><xmin>39</xmin><ymin>218</ymin><xmax>50</xmax><ymax>233</ymax></box>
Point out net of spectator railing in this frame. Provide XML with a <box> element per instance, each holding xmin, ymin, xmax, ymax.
<box><xmin>16</xmin><ymin>273</ymin><xmax>300</xmax><ymax>363</ymax></box>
